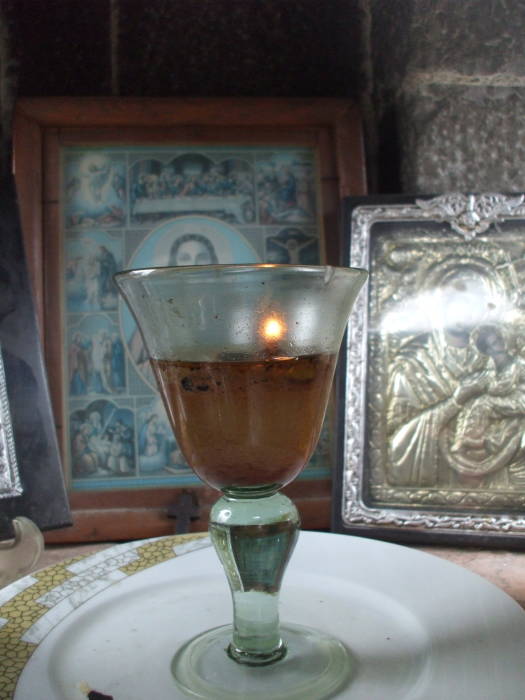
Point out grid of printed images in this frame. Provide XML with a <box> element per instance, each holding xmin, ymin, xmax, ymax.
<box><xmin>62</xmin><ymin>145</ymin><xmax>333</xmax><ymax>491</ymax></box>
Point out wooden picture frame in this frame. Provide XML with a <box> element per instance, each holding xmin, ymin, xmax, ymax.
<box><xmin>334</xmin><ymin>193</ymin><xmax>525</xmax><ymax>547</ymax></box>
<box><xmin>13</xmin><ymin>97</ymin><xmax>366</xmax><ymax>543</ymax></box>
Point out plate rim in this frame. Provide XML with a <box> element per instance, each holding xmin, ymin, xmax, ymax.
<box><xmin>3</xmin><ymin>530</ymin><xmax>525</xmax><ymax>700</ymax></box>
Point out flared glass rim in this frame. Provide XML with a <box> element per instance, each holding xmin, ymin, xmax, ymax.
<box><xmin>114</xmin><ymin>262</ymin><xmax>368</xmax><ymax>282</ymax></box>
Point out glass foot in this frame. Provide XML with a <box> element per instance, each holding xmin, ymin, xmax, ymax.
<box><xmin>171</xmin><ymin>622</ymin><xmax>352</xmax><ymax>699</ymax></box>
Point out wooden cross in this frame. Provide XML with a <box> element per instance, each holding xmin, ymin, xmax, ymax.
<box><xmin>167</xmin><ymin>490</ymin><xmax>200</xmax><ymax>534</ymax></box>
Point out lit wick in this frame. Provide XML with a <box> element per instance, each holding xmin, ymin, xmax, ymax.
<box><xmin>260</xmin><ymin>316</ymin><xmax>286</xmax><ymax>358</ymax></box>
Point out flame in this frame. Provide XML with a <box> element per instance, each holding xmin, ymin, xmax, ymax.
<box><xmin>261</xmin><ymin>316</ymin><xmax>285</xmax><ymax>342</ymax></box>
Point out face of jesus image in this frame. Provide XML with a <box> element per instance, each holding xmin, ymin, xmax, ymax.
<box><xmin>169</xmin><ymin>234</ymin><xmax>218</xmax><ymax>267</ymax></box>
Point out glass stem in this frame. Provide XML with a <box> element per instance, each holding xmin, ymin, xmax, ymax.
<box><xmin>209</xmin><ymin>491</ymin><xmax>300</xmax><ymax>666</ymax></box>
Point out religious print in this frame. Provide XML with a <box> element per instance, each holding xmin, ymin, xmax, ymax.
<box><xmin>121</xmin><ymin>215</ymin><xmax>260</xmax><ymax>390</ymax></box>
<box><xmin>136</xmin><ymin>397</ymin><xmax>189</xmax><ymax>478</ymax></box>
<box><xmin>67</xmin><ymin>315</ymin><xmax>125</xmax><ymax>397</ymax></box>
<box><xmin>265</xmin><ymin>227</ymin><xmax>319</xmax><ymax>265</ymax></box>
<box><xmin>64</xmin><ymin>153</ymin><xmax>126</xmax><ymax>228</ymax></box>
<box><xmin>130</xmin><ymin>154</ymin><xmax>255</xmax><ymax>225</ymax></box>
<box><xmin>69</xmin><ymin>399</ymin><xmax>134</xmax><ymax>480</ymax></box>
<box><xmin>60</xmin><ymin>145</ymin><xmax>327</xmax><ymax>493</ymax></box>
<box><xmin>256</xmin><ymin>152</ymin><xmax>317</xmax><ymax>224</ymax></box>
<box><xmin>65</xmin><ymin>230</ymin><xmax>121</xmax><ymax>313</ymax></box>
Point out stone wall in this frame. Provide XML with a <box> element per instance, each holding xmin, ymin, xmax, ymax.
<box><xmin>2</xmin><ymin>0</ymin><xmax>522</xmax><ymax>194</ymax></box>
<box><xmin>0</xmin><ymin>0</ymin><xmax>364</xmax><ymax>169</ymax></box>
<box><xmin>370</xmin><ymin>0</ymin><xmax>525</xmax><ymax>193</ymax></box>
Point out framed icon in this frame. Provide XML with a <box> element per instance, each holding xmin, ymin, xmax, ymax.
<box><xmin>14</xmin><ymin>97</ymin><xmax>366</xmax><ymax>541</ymax></box>
<box><xmin>334</xmin><ymin>193</ymin><xmax>525</xmax><ymax>547</ymax></box>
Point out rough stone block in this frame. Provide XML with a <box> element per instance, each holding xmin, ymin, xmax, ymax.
<box><xmin>372</xmin><ymin>0</ymin><xmax>525</xmax><ymax>84</ymax></box>
<box><xmin>399</xmin><ymin>85</ymin><xmax>525</xmax><ymax>193</ymax></box>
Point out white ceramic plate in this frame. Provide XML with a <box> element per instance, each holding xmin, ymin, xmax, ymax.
<box><xmin>1</xmin><ymin>531</ymin><xmax>524</xmax><ymax>700</ymax></box>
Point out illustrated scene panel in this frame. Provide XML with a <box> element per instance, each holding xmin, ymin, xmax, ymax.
<box><xmin>61</xmin><ymin>145</ymin><xmax>332</xmax><ymax>492</ymax></box>
<box><xmin>365</xmin><ymin>221</ymin><xmax>525</xmax><ymax>511</ymax></box>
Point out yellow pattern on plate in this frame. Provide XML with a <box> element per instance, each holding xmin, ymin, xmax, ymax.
<box><xmin>0</xmin><ymin>533</ymin><xmax>208</xmax><ymax>699</ymax></box>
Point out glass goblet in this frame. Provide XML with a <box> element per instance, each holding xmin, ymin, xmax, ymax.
<box><xmin>115</xmin><ymin>263</ymin><xmax>367</xmax><ymax>700</ymax></box>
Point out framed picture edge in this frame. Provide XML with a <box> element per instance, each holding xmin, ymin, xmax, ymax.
<box><xmin>333</xmin><ymin>192</ymin><xmax>525</xmax><ymax>549</ymax></box>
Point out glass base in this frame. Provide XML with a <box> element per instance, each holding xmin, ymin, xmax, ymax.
<box><xmin>171</xmin><ymin>622</ymin><xmax>352</xmax><ymax>700</ymax></box>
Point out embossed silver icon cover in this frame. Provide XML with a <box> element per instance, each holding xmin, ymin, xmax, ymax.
<box><xmin>341</xmin><ymin>194</ymin><xmax>525</xmax><ymax>542</ymax></box>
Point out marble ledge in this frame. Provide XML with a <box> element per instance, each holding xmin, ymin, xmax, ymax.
<box><xmin>30</xmin><ymin>539</ymin><xmax>525</xmax><ymax>610</ymax></box>
<box><xmin>415</xmin><ymin>544</ymin><xmax>525</xmax><ymax>609</ymax></box>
